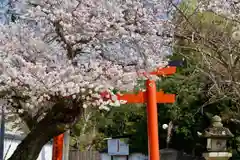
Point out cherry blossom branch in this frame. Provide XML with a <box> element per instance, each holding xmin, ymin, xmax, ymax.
<box><xmin>10</xmin><ymin>95</ymin><xmax>37</xmax><ymax>129</ymax></box>
<box><xmin>53</xmin><ymin>20</ymin><xmax>75</xmax><ymax>59</ymax></box>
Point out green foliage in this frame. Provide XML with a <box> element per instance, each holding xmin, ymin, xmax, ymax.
<box><xmin>70</xmin><ymin>104</ymin><xmax>146</xmax><ymax>151</ymax></box>
<box><xmin>70</xmin><ymin>108</ymin><xmax>107</xmax><ymax>150</ymax></box>
<box><xmin>178</xmin><ymin>0</ymin><xmax>198</xmax><ymax>16</ymax></box>
<box><xmin>70</xmin><ymin>51</ymin><xmax>239</xmax><ymax>155</ymax></box>
<box><xmin>68</xmin><ymin>1</ymin><xmax>240</xmax><ymax>155</ymax></box>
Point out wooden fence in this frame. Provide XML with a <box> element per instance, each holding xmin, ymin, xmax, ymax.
<box><xmin>69</xmin><ymin>150</ymin><xmax>101</xmax><ymax>160</ymax></box>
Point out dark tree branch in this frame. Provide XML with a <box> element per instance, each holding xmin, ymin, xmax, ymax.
<box><xmin>8</xmin><ymin>98</ymin><xmax>84</xmax><ymax>160</ymax></box>
<box><xmin>10</xmin><ymin>95</ymin><xmax>37</xmax><ymax>129</ymax></box>
<box><xmin>53</xmin><ymin>21</ymin><xmax>75</xmax><ymax>59</ymax></box>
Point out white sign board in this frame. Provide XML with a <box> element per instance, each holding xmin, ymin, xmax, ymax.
<box><xmin>108</xmin><ymin>139</ymin><xmax>129</xmax><ymax>155</ymax></box>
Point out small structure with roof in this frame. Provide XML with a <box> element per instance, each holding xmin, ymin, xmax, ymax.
<box><xmin>200</xmin><ymin>115</ymin><xmax>234</xmax><ymax>160</ymax></box>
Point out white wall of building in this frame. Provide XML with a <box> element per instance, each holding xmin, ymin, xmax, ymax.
<box><xmin>129</xmin><ymin>153</ymin><xmax>148</xmax><ymax>160</ymax></box>
<box><xmin>100</xmin><ymin>153</ymin><xmax>148</xmax><ymax>160</ymax></box>
<box><xmin>100</xmin><ymin>153</ymin><xmax>111</xmax><ymax>160</ymax></box>
<box><xmin>3</xmin><ymin>136</ymin><xmax>52</xmax><ymax>160</ymax></box>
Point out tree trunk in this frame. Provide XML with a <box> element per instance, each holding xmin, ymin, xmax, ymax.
<box><xmin>8</xmin><ymin>100</ymin><xmax>83</xmax><ymax>160</ymax></box>
<box><xmin>8</xmin><ymin>121</ymin><xmax>61</xmax><ymax>160</ymax></box>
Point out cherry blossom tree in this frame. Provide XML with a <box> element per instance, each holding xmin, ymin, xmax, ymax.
<box><xmin>0</xmin><ymin>0</ymin><xmax>175</xmax><ymax>159</ymax></box>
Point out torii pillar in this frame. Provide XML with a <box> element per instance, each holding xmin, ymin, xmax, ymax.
<box><xmin>52</xmin><ymin>67</ymin><xmax>176</xmax><ymax>160</ymax></box>
<box><xmin>116</xmin><ymin>67</ymin><xmax>176</xmax><ymax>160</ymax></box>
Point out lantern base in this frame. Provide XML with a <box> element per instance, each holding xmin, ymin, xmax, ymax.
<box><xmin>203</xmin><ymin>152</ymin><xmax>232</xmax><ymax>160</ymax></box>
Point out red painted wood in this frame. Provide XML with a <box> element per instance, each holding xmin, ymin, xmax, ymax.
<box><xmin>146</xmin><ymin>80</ymin><xmax>160</xmax><ymax>160</ymax></box>
<box><xmin>117</xmin><ymin>91</ymin><xmax>175</xmax><ymax>103</ymax></box>
<box><xmin>150</xmin><ymin>66</ymin><xmax>176</xmax><ymax>75</ymax></box>
<box><xmin>117</xmin><ymin>92</ymin><xmax>145</xmax><ymax>103</ymax></box>
<box><xmin>52</xmin><ymin>133</ymin><xmax>64</xmax><ymax>160</ymax></box>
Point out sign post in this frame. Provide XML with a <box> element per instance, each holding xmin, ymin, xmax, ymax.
<box><xmin>108</xmin><ymin>138</ymin><xmax>129</xmax><ymax>156</ymax></box>
<box><xmin>0</xmin><ymin>105</ymin><xmax>5</xmax><ymax>160</ymax></box>
<box><xmin>52</xmin><ymin>66</ymin><xmax>176</xmax><ymax>160</ymax></box>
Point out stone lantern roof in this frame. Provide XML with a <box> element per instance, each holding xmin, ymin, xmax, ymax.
<box><xmin>202</xmin><ymin>115</ymin><xmax>233</xmax><ymax>138</ymax></box>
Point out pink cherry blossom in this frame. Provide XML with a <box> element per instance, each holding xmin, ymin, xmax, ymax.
<box><xmin>0</xmin><ymin>0</ymin><xmax>173</xmax><ymax>116</ymax></box>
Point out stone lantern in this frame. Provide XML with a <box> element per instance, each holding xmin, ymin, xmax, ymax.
<box><xmin>201</xmin><ymin>115</ymin><xmax>234</xmax><ymax>160</ymax></box>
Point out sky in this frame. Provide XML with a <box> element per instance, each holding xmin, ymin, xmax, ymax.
<box><xmin>0</xmin><ymin>0</ymin><xmax>9</xmax><ymax>24</ymax></box>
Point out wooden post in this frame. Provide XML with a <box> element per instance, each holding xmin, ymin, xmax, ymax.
<box><xmin>63</xmin><ymin>130</ymin><xmax>70</xmax><ymax>160</ymax></box>
<box><xmin>146</xmin><ymin>80</ymin><xmax>160</xmax><ymax>160</ymax></box>
<box><xmin>0</xmin><ymin>105</ymin><xmax>5</xmax><ymax>160</ymax></box>
<box><xmin>52</xmin><ymin>133</ymin><xmax>64</xmax><ymax>160</ymax></box>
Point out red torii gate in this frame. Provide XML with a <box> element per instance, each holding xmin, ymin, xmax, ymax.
<box><xmin>52</xmin><ymin>66</ymin><xmax>176</xmax><ymax>160</ymax></box>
